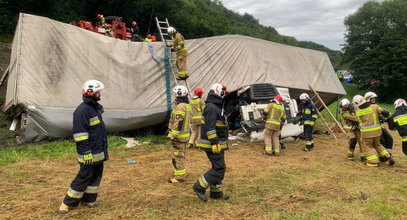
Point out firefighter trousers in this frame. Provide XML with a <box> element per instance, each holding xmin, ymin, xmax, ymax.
<box><xmin>402</xmin><ymin>140</ymin><xmax>407</xmax><ymax>155</ymax></box>
<box><xmin>264</xmin><ymin>129</ymin><xmax>281</xmax><ymax>155</ymax></box>
<box><xmin>362</xmin><ymin>136</ymin><xmax>390</xmax><ymax>166</ymax></box>
<box><xmin>304</xmin><ymin>125</ymin><xmax>314</xmax><ymax>150</ymax></box>
<box><xmin>347</xmin><ymin>130</ymin><xmax>364</xmax><ymax>159</ymax></box>
<box><xmin>171</xmin><ymin>140</ymin><xmax>187</xmax><ymax>180</ymax></box>
<box><xmin>176</xmin><ymin>50</ymin><xmax>188</xmax><ymax>78</ymax></box>
<box><xmin>194</xmin><ymin>151</ymin><xmax>226</xmax><ymax>196</ymax></box>
<box><xmin>63</xmin><ymin>163</ymin><xmax>104</xmax><ymax>207</ymax></box>
<box><xmin>188</xmin><ymin>124</ymin><xmax>201</xmax><ymax>147</ymax></box>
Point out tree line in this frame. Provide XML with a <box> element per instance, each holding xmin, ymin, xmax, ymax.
<box><xmin>0</xmin><ymin>0</ymin><xmax>343</xmax><ymax>69</ymax></box>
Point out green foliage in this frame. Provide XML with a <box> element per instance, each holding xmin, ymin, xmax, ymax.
<box><xmin>343</xmin><ymin>0</ymin><xmax>407</xmax><ymax>102</ymax></box>
<box><xmin>0</xmin><ymin>136</ymin><xmax>126</xmax><ymax>166</ymax></box>
<box><xmin>0</xmin><ymin>0</ymin><xmax>342</xmax><ymax>69</ymax></box>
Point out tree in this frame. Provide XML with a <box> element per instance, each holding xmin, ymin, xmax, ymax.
<box><xmin>343</xmin><ymin>0</ymin><xmax>407</xmax><ymax>101</ymax></box>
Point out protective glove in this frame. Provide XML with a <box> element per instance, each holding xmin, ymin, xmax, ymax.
<box><xmin>83</xmin><ymin>153</ymin><xmax>93</xmax><ymax>165</ymax></box>
<box><xmin>211</xmin><ymin>144</ymin><xmax>221</xmax><ymax>154</ymax></box>
<box><xmin>171</xmin><ymin>48</ymin><xmax>175</xmax><ymax>52</ymax></box>
<box><xmin>310</xmin><ymin>121</ymin><xmax>315</xmax><ymax>127</ymax></box>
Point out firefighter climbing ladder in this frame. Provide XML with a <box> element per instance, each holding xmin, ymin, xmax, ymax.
<box><xmin>308</xmin><ymin>85</ymin><xmax>347</xmax><ymax>140</ymax></box>
<box><xmin>155</xmin><ymin>17</ymin><xmax>192</xmax><ymax>95</ymax></box>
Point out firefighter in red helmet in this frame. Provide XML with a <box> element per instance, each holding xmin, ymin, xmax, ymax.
<box><xmin>263</xmin><ymin>95</ymin><xmax>286</xmax><ymax>156</ymax></box>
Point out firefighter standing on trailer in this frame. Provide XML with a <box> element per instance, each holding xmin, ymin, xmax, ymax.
<box><xmin>299</xmin><ymin>93</ymin><xmax>318</xmax><ymax>151</ymax></box>
<box><xmin>263</xmin><ymin>95</ymin><xmax>286</xmax><ymax>156</ymax></box>
<box><xmin>58</xmin><ymin>80</ymin><xmax>108</xmax><ymax>214</ymax></box>
<box><xmin>388</xmin><ymin>99</ymin><xmax>407</xmax><ymax>155</ymax></box>
<box><xmin>129</xmin><ymin>21</ymin><xmax>140</xmax><ymax>41</ymax></box>
<box><xmin>188</xmin><ymin>88</ymin><xmax>205</xmax><ymax>148</ymax></box>
<box><xmin>353</xmin><ymin>95</ymin><xmax>395</xmax><ymax>167</ymax></box>
<box><xmin>97</xmin><ymin>14</ymin><xmax>113</xmax><ymax>37</ymax></box>
<box><xmin>193</xmin><ymin>83</ymin><xmax>230</xmax><ymax>202</ymax></box>
<box><xmin>167</xmin><ymin>85</ymin><xmax>191</xmax><ymax>183</ymax></box>
<box><xmin>340</xmin><ymin>98</ymin><xmax>365</xmax><ymax>161</ymax></box>
<box><xmin>167</xmin><ymin>27</ymin><xmax>189</xmax><ymax>80</ymax></box>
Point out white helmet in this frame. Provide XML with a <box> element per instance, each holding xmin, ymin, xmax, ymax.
<box><xmin>210</xmin><ymin>83</ymin><xmax>228</xmax><ymax>98</ymax></box>
<box><xmin>352</xmin><ymin>95</ymin><xmax>365</xmax><ymax>106</ymax></box>
<box><xmin>173</xmin><ymin>85</ymin><xmax>188</xmax><ymax>97</ymax></box>
<box><xmin>299</xmin><ymin>93</ymin><xmax>310</xmax><ymax>100</ymax></box>
<box><xmin>167</xmin><ymin>27</ymin><xmax>176</xmax><ymax>35</ymax></box>
<box><xmin>82</xmin><ymin>80</ymin><xmax>104</xmax><ymax>96</ymax></box>
<box><xmin>394</xmin><ymin>98</ymin><xmax>407</xmax><ymax>108</ymax></box>
<box><xmin>340</xmin><ymin>98</ymin><xmax>350</xmax><ymax>107</ymax></box>
<box><xmin>364</xmin><ymin>91</ymin><xmax>378</xmax><ymax>102</ymax></box>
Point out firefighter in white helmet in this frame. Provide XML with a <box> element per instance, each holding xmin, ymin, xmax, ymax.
<box><xmin>388</xmin><ymin>99</ymin><xmax>407</xmax><ymax>155</ymax></box>
<box><xmin>167</xmin><ymin>26</ymin><xmax>189</xmax><ymax>80</ymax></box>
<box><xmin>193</xmin><ymin>83</ymin><xmax>230</xmax><ymax>202</ymax></box>
<box><xmin>353</xmin><ymin>95</ymin><xmax>394</xmax><ymax>167</ymax></box>
<box><xmin>59</xmin><ymin>80</ymin><xmax>108</xmax><ymax>214</ymax></box>
<box><xmin>167</xmin><ymin>85</ymin><xmax>191</xmax><ymax>183</ymax></box>
<box><xmin>364</xmin><ymin>91</ymin><xmax>394</xmax><ymax>155</ymax></box>
<box><xmin>340</xmin><ymin>98</ymin><xmax>365</xmax><ymax>161</ymax></box>
<box><xmin>299</xmin><ymin>93</ymin><xmax>318</xmax><ymax>151</ymax></box>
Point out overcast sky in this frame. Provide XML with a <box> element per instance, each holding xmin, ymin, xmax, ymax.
<box><xmin>221</xmin><ymin>0</ymin><xmax>382</xmax><ymax>50</ymax></box>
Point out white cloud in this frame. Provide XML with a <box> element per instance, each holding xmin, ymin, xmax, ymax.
<box><xmin>221</xmin><ymin>0</ymin><xmax>383</xmax><ymax>50</ymax></box>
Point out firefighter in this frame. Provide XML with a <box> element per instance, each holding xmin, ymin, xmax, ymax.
<box><xmin>192</xmin><ymin>83</ymin><xmax>229</xmax><ymax>202</ymax></box>
<box><xmin>167</xmin><ymin>27</ymin><xmax>189</xmax><ymax>80</ymax></box>
<box><xmin>365</xmin><ymin>91</ymin><xmax>394</xmax><ymax>154</ymax></box>
<box><xmin>299</xmin><ymin>93</ymin><xmax>318</xmax><ymax>151</ymax></box>
<box><xmin>340</xmin><ymin>98</ymin><xmax>365</xmax><ymax>161</ymax></box>
<box><xmin>388</xmin><ymin>99</ymin><xmax>407</xmax><ymax>155</ymax></box>
<box><xmin>144</xmin><ymin>34</ymin><xmax>153</xmax><ymax>42</ymax></box>
<box><xmin>167</xmin><ymin>85</ymin><xmax>191</xmax><ymax>183</ymax></box>
<box><xmin>188</xmin><ymin>88</ymin><xmax>205</xmax><ymax>149</ymax></box>
<box><xmin>263</xmin><ymin>95</ymin><xmax>286</xmax><ymax>156</ymax></box>
<box><xmin>129</xmin><ymin>21</ymin><xmax>140</xmax><ymax>41</ymax></box>
<box><xmin>58</xmin><ymin>80</ymin><xmax>108</xmax><ymax>214</ymax></box>
<box><xmin>353</xmin><ymin>95</ymin><xmax>395</xmax><ymax>167</ymax></box>
<box><xmin>97</xmin><ymin>14</ymin><xmax>113</xmax><ymax>37</ymax></box>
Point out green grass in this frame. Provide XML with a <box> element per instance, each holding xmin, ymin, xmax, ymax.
<box><xmin>0</xmin><ymin>136</ymin><xmax>126</xmax><ymax>166</ymax></box>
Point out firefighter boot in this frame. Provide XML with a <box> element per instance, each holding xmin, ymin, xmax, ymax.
<box><xmin>192</xmin><ymin>181</ymin><xmax>208</xmax><ymax>202</ymax></box>
<box><xmin>58</xmin><ymin>203</ymin><xmax>70</xmax><ymax>215</ymax></box>
<box><xmin>210</xmin><ymin>191</ymin><xmax>230</xmax><ymax>200</ymax></box>
<box><xmin>81</xmin><ymin>201</ymin><xmax>100</xmax><ymax>208</ymax></box>
<box><xmin>347</xmin><ymin>150</ymin><xmax>354</xmax><ymax>161</ymax></box>
<box><xmin>383</xmin><ymin>157</ymin><xmax>395</xmax><ymax>166</ymax></box>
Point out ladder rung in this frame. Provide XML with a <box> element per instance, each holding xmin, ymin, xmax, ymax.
<box><xmin>158</xmin><ymin>21</ymin><xmax>167</xmax><ymax>24</ymax></box>
<box><xmin>160</xmin><ymin>27</ymin><xmax>169</xmax><ymax>29</ymax></box>
<box><xmin>162</xmin><ymin>33</ymin><xmax>169</xmax><ymax>36</ymax></box>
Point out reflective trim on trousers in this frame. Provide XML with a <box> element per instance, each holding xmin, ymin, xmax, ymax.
<box><xmin>174</xmin><ymin>169</ymin><xmax>186</xmax><ymax>176</ymax></box>
<box><xmin>360</xmin><ymin>124</ymin><xmax>381</xmax><ymax>132</ymax></box>
<box><xmin>199</xmin><ymin>176</ymin><xmax>209</xmax><ymax>188</ymax></box>
<box><xmin>77</xmin><ymin>152</ymin><xmax>105</xmax><ymax>163</ymax></box>
<box><xmin>85</xmin><ymin>186</ymin><xmax>98</xmax><ymax>194</ymax></box>
<box><xmin>67</xmin><ymin>187</ymin><xmax>84</xmax><ymax>199</ymax></box>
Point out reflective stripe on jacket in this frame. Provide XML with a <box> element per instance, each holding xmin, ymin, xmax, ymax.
<box><xmin>301</xmin><ymin>102</ymin><xmax>318</xmax><ymax>124</ymax></box>
<box><xmin>264</xmin><ymin>102</ymin><xmax>286</xmax><ymax>130</ymax></box>
<box><xmin>168</xmin><ymin>102</ymin><xmax>191</xmax><ymax>142</ymax></box>
<box><xmin>72</xmin><ymin>96</ymin><xmax>108</xmax><ymax>164</ymax></box>
<box><xmin>356</xmin><ymin>103</ymin><xmax>384</xmax><ymax>138</ymax></box>
<box><xmin>190</xmin><ymin>97</ymin><xmax>205</xmax><ymax>125</ymax></box>
<box><xmin>388</xmin><ymin>106</ymin><xmax>407</xmax><ymax>137</ymax></box>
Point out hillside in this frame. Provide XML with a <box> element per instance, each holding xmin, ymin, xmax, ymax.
<box><xmin>0</xmin><ymin>0</ymin><xmax>343</xmax><ymax>69</ymax></box>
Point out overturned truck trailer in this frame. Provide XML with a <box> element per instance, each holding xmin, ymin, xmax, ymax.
<box><xmin>3</xmin><ymin>13</ymin><xmax>345</xmax><ymax>143</ymax></box>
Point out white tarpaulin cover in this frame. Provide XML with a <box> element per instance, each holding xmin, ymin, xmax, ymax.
<box><xmin>4</xmin><ymin>13</ymin><xmax>345</xmax><ymax>142</ymax></box>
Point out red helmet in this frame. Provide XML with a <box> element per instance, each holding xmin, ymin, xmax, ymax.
<box><xmin>151</xmin><ymin>36</ymin><xmax>156</xmax><ymax>42</ymax></box>
<box><xmin>132</xmin><ymin>21</ymin><xmax>137</xmax><ymax>26</ymax></box>
<box><xmin>147</xmin><ymin>34</ymin><xmax>152</xmax><ymax>38</ymax></box>
<box><xmin>194</xmin><ymin>88</ymin><xmax>204</xmax><ymax>98</ymax></box>
<box><xmin>96</xmin><ymin>14</ymin><xmax>103</xmax><ymax>19</ymax></box>
<box><xmin>274</xmin><ymin>95</ymin><xmax>283</xmax><ymax>103</ymax></box>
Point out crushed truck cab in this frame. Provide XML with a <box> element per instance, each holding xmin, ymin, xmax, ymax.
<box><xmin>224</xmin><ymin>83</ymin><xmax>303</xmax><ymax>143</ymax></box>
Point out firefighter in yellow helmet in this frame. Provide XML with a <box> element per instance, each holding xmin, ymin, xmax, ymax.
<box><xmin>167</xmin><ymin>27</ymin><xmax>189</xmax><ymax>80</ymax></box>
<box><xmin>263</xmin><ymin>95</ymin><xmax>286</xmax><ymax>156</ymax></box>
<box><xmin>340</xmin><ymin>98</ymin><xmax>365</xmax><ymax>161</ymax></box>
<box><xmin>167</xmin><ymin>85</ymin><xmax>191</xmax><ymax>183</ymax></box>
<box><xmin>188</xmin><ymin>88</ymin><xmax>205</xmax><ymax>148</ymax></box>
<box><xmin>353</xmin><ymin>95</ymin><xmax>395</xmax><ymax>167</ymax></box>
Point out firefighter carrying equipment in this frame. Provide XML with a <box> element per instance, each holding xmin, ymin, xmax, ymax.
<box><xmin>356</xmin><ymin>102</ymin><xmax>393</xmax><ymax>166</ymax></box>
